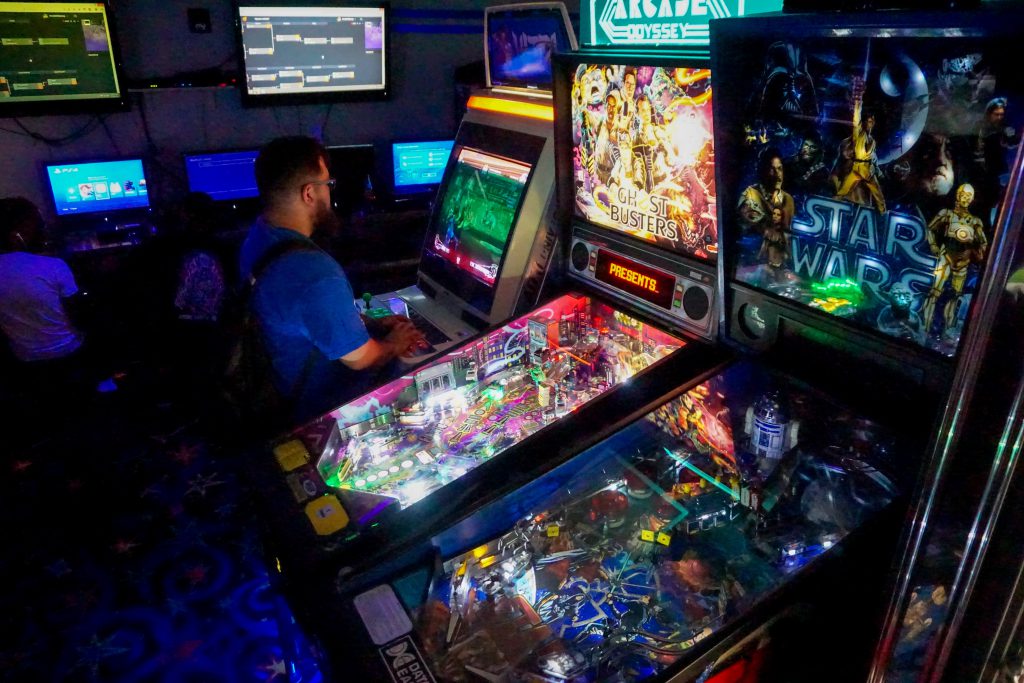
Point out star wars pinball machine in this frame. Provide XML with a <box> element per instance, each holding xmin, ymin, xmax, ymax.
<box><xmin>864</xmin><ymin>27</ymin><xmax>1024</xmax><ymax>683</ymax></box>
<box><xmin>264</xmin><ymin>8</ymin><xmax>1024</xmax><ymax>683</ymax></box>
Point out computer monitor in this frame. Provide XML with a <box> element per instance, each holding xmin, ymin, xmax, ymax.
<box><xmin>326</xmin><ymin>143</ymin><xmax>375</xmax><ymax>213</ymax></box>
<box><xmin>0</xmin><ymin>1</ymin><xmax>127</xmax><ymax>117</ymax></box>
<box><xmin>484</xmin><ymin>2</ymin><xmax>577</xmax><ymax>94</ymax></box>
<box><xmin>422</xmin><ymin>147</ymin><xmax>532</xmax><ymax>291</ymax></box>
<box><xmin>235</xmin><ymin>3</ymin><xmax>388</xmax><ymax>104</ymax></box>
<box><xmin>184</xmin><ymin>149</ymin><xmax>260</xmax><ymax>202</ymax></box>
<box><xmin>45</xmin><ymin>158</ymin><xmax>150</xmax><ymax>217</ymax></box>
<box><xmin>391</xmin><ymin>139</ymin><xmax>454</xmax><ymax>196</ymax></box>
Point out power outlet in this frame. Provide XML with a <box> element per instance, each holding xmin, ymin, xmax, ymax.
<box><xmin>187</xmin><ymin>8</ymin><xmax>212</xmax><ymax>34</ymax></box>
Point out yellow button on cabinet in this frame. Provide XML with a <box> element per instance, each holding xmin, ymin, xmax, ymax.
<box><xmin>305</xmin><ymin>495</ymin><xmax>350</xmax><ymax>535</ymax></box>
<box><xmin>274</xmin><ymin>440</ymin><xmax>310</xmax><ymax>472</ymax></box>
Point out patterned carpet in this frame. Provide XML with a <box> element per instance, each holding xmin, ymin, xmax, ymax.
<box><xmin>0</xmin><ymin>386</ymin><xmax>324</xmax><ymax>682</ymax></box>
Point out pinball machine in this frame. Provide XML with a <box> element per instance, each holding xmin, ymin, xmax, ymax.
<box><xmin>253</xmin><ymin>5</ymin><xmax>1024</xmax><ymax>682</ymax></box>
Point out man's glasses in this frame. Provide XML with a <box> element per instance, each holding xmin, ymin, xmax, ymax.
<box><xmin>305</xmin><ymin>178</ymin><xmax>337</xmax><ymax>190</ymax></box>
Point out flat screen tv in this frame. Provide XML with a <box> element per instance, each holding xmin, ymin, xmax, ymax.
<box><xmin>485</xmin><ymin>2</ymin><xmax>576</xmax><ymax>94</ymax></box>
<box><xmin>391</xmin><ymin>139</ymin><xmax>454</xmax><ymax>196</ymax></box>
<box><xmin>712</xmin><ymin>10</ymin><xmax>1024</xmax><ymax>358</ymax></box>
<box><xmin>0</xmin><ymin>1</ymin><xmax>127</xmax><ymax>116</ymax></box>
<box><xmin>184</xmin><ymin>149</ymin><xmax>259</xmax><ymax>202</ymax></box>
<box><xmin>46</xmin><ymin>158</ymin><xmax>150</xmax><ymax>217</ymax></box>
<box><xmin>236</xmin><ymin>3</ymin><xmax>388</xmax><ymax>105</ymax></box>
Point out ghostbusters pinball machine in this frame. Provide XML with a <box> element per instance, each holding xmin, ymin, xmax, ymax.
<box><xmin>252</xmin><ymin>32</ymin><xmax>732</xmax><ymax>683</ymax></box>
<box><xmin>304</xmin><ymin>9</ymin><xmax>1024</xmax><ymax>683</ymax></box>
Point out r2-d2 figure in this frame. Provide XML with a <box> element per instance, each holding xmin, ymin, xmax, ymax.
<box><xmin>744</xmin><ymin>390</ymin><xmax>799</xmax><ymax>460</ymax></box>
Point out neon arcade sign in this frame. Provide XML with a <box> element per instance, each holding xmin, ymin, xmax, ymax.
<box><xmin>581</xmin><ymin>0</ymin><xmax>782</xmax><ymax>47</ymax></box>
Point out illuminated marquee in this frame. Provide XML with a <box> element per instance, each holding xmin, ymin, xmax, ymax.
<box><xmin>608</xmin><ymin>262</ymin><xmax>661</xmax><ymax>294</ymax></box>
<box><xmin>581</xmin><ymin>0</ymin><xmax>782</xmax><ymax>47</ymax></box>
<box><xmin>595</xmin><ymin>250</ymin><xmax>675</xmax><ymax>310</ymax></box>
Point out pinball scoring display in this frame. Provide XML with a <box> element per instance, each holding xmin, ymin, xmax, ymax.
<box><xmin>595</xmin><ymin>249</ymin><xmax>675</xmax><ymax>310</ymax></box>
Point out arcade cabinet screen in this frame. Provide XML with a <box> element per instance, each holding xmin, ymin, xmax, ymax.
<box><xmin>426</xmin><ymin>148</ymin><xmax>531</xmax><ymax>287</ymax></box>
<box><xmin>0</xmin><ymin>2</ymin><xmax>123</xmax><ymax>113</ymax></box>
<box><xmin>571</xmin><ymin>63</ymin><xmax>717</xmax><ymax>262</ymax></box>
<box><xmin>392</xmin><ymin>139</ymin><xmax>454</xmax><ymax>195</ymax></box>
<box><xmin>184</xmin><ymin>150</ymin><xmax>259</xmax><ymax>201</ymax></box>
<box><xmin>237</xmin><ymin>5</ymin><xmax>386</xmax><ymax>99</ymax></box>
<box><xmin>486</xmin><ymin>6</ymin><xmax>575</xmax><ymax>92</ymax></box>
<box><xmin>46</xmin><ymin>159</ymin><xmax>149</xmax><ymax>216</ymax></box>
<box><xmin>717</xmin><ymin>31</ymin><xmax>1023</xmax><ymax>357</ymax></box>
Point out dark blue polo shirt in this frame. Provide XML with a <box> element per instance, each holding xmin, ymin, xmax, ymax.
<box><xmin>239</xmin><ymin>219</ymin><xmax>370</xmax><ymax>421</ymax></box>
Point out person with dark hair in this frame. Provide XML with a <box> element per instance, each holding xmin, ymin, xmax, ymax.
<box><xmin>0</xmin><ymin>197</ymin><xmax>84</xmax><ymax>363</ymax></box>
<box><xmin>238</xmin><ymin>136</ymin><xmax>423</xmax><ymax>422</ymax></box>
<box><xmin>737</xmin><ymin>147</ymin><xmax>794</xmax><ymax>235</ymax></box>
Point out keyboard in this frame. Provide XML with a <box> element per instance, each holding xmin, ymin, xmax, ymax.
<box><xmin>407</xmin><ymin>307</ymin><xmax>451</xmax><ymax>346</ymax></box>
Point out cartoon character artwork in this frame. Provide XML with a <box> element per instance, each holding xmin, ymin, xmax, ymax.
<box><xmin>571</xmin><ymin>63</ymin><xmax>717</xmax><ymax>260</ymax></box>
<box><xmin>724</xmin><ymin>30</ymin><xmax>1022</xmax><ymax>357</ymax></box>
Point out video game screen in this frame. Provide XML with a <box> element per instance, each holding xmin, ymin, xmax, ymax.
<box><xmin>362</xmin><ymin>360</ymin><xmax>900</xmax><ymax>682</ymax></box>
<box><xmin>46</xmin><ymin>159</ymin><xmax>149</xmax><ymax>216</ymax></box>
<box><xmin>237</xmin><ymin>5</ymin><xmax>386</xmax><ymax>98</ymax></box>
<box><xmin>486</xmin><ymin>6</ymin><xmax>575</xmax><ymax>92</ymax></box>
<box><xmin>0</xmin><ymin>2</ymin><xmax>123</xmax><ymax>111</ymax></box>
<box><xmin>717</xmin><ymin>29</ymin><xmax>1023</xmax><ymax>357</ymax></box>
<box><xmin>571</xmin><ymin>63</ymin><xmax>717</xmax><ymax>261</ymax></box>
<box><xmin>392</xmin><ymin>139</ymin><xmax>454</xmax><ymax>194</ymax></box>
<box><xmin>424</xmin><ymin>148</ymin><xmax>531</xmax><ymax>288</ymax></box>
<box><xmin>184</xmin><ymin>150</ymin><xmax>259</xmax><ymax>201</ymax></box>
<box><xmin>309</xmin><ymin>294</ymin><xmax>684</xmax><ymax>519</ymax></box>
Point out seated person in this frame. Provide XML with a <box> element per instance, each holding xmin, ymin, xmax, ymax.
<box><xmin>0</xmin><ymin>197</ymin><xmax>84</xmax><ymax>365</ymax></box>
<box><xmin>239</xmin><ymin>136</ymin><xmax>423</xmax><ymax>423</ymax></box>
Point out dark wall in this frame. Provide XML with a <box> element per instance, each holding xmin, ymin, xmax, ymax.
<box><xmin>0</xmin><ymin>0</ymin><xmax>578</xmax><ymax>220</ymax></box>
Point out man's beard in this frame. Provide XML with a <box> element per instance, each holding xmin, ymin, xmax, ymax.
<box><xmin>313</xmin><ymin>201</ymin><xmax>341</xmax><ymax>237</ymax></box>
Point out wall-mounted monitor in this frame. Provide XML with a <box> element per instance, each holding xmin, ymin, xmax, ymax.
<box><xmin>485</xmin><ymin>2</ymin><xmax>577</xmax><ymax>94</ymax></box>
<box><xmin>0</xmin><ymin>1</ymin><xmax>127</xmax><ymax>117</ymax></box>
<box><xmin>46</xmin><ymin>158</ymin><xmax>149</xmax><ymax>217</ymax></box>
<box><xmin>236</xmin><ymin>3</ymin><xmax>388</xmax><ymax>105</ymax></box>
<box><xmin>391</xmin><ymin>139</ymin><xmax>454</xmax><ymax>196</ymax></box>
<box><xmin>184</xmin><ymin>149</ymin><xmax>259</xmax><ymax>202</ymax></box>
<box><xmin>564</xmin><ymin>57</ymin><xmax>717</xmax><ymax>262</ymax></box>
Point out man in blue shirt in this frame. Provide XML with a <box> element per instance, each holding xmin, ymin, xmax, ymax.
<box><xmin>240</xmin><ymin>136</ymin><xmax>422</xmax><ymax>422</ymax></box>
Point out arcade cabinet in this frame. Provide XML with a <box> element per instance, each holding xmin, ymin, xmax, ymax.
<box><xmin>360</xmin><ymin>3</ymin><xmax>580</xmax><ymax>356</ymax></box>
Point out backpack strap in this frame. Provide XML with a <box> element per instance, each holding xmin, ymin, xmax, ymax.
<box><xmin>247</xmin><ymin>238</ymin><xmax>321</xmax><ymax>404</ymax></box>
<box><xmin>248</xmin><ymin>238</ymin><xmax>319</xmax><ymax>288</ymax></box>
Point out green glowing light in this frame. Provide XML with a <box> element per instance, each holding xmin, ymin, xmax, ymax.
<box><xmin>810</xmin><ymin>278</ymin><xmax>864</xmax><ymax>304</ymax></box>
<box><xmin>662</xmin><ymin>447</ymin><xmax>739</xmax><ymax>500</ymax></box>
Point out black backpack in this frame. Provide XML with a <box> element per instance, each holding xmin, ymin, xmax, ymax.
<box><xmin>219</xmin><ymin>239</ymin><xmax>319</xmax><ymax>436</ymax></box>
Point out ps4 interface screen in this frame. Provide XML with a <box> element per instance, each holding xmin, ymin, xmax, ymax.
<box><xmin>47</xmin><ymin>159</ymin><xmax>149</xmax><ymax>216</ymax></box>
<box><xmin>571</xmin><ymin>63</ymin><xmax>717</xmax><ymax>262</ymax></box>
<box><xmin>427</xmin><ymin>148</ymin><xmax>531</xmax><ymax>288</ymax></box>
<box><xmin>725</xmin><ymin>34</ymin><xmax>1022</xmax><ymax>357</ymax></box>
<box><xmin>238</xmin><ymin>5</ymin><xmax>385</xmax><ymax>95</ymax></box>
<box><xmin>0</xmin><ymin>2</ymin><xmax>121</xmax><ymax>104</ymax></box>
<box><xmin>310</xmin><ymin>294</ymin><xmax>684</xmax><ymax>514</ymax></box>
<box><xmin>488</xmin><ymin>10</ymin><xmax>572</xmax><ymax>91</ymax></box>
